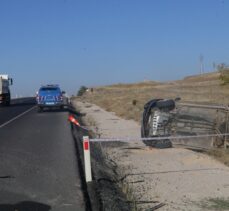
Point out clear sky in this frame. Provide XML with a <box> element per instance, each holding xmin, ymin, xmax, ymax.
<box><xmin>0</xmin><ymin>0</ymin><xmax>229</xmax><ymax>96</ymax></box>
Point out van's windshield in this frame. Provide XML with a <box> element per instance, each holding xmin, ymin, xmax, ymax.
<box><xmin>40</xmin><ymin>87</ymin><xmax>59</xmax><ymax>91</ymax></box>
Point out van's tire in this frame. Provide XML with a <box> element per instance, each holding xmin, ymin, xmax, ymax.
<box><xmin>5</xmin><ymin>100</ymin><xmax>10</xmax><ymax>106</ymax></box>
<box><xmin>141</xmin><ymin>125</ymin><xmax>144</xmax><ymax>138</ymax></box>
<box><xmin>156</xmin><ymin>99</ymin><xmax>175</xmax><ymax>111</ymax></box>
<box><xmin>154</xmin><ymin>139</ymin><xmax>172</xmax><ymax>149</ymax></box>
<box><xmin>143</xmin><ymin>139</ymin><xmax>172</xmax><ymax>149</ymax></box>
<box><xmin>38</xmin><ymin>106</ymin><xmax>43</xmax><ymax>112</ymax></box>
<box><xmin>141</xmin><ymin>118</ymin><xmax>147</xmax><ymax>138</ymax></box>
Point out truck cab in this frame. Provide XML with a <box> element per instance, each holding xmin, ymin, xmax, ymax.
<box><xmin>0</xmin><ymin>75</ymin><xmax>13</xmax><ymax>106</ymax></box>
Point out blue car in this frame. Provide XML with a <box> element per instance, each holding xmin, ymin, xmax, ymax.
<box><xmin>36</xmin><ymin>85</ymin><xmax>65</xmax><ymax>112</ymax></box>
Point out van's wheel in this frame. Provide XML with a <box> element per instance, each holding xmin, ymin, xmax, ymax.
<box><xmin>144</xmin><ymin>139</ymin><xmax>172</xmax><ymax>149</ymax></box>
<box><xmin>156</xmin><ymin>99</ymin><xmax>175</xmax><ymax>111</ymax></box>
<box><xmin>38</xmin><ymin>107</ymin><xmax>43</xmax><ymax>112</ymax></box>
<box><xmin>5</xmin><ymin>100</ymin><xmax>10</xmax><ymax>106</ymax></box>
<box><xmin>154</xmin><ymin>139</ymin><xmax>172</xmax><ymax>149</ymax></box>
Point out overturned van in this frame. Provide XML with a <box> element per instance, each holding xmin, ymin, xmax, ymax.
<box><xmin>141</xmin><ymin>98</ymin><xmax>229</xmax><ymax>149</ymax></box>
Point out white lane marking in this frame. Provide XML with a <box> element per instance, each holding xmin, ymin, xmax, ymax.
<box><xmin>0</xmin><ymin>106</ymin><xmax>36</xmax><ymax>129</ymax></box>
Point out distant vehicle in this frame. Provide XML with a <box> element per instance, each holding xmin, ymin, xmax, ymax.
<box><xmin>36</xmin><ymin>85</ymin><xmax>66</xmax><ymax>112</ymax></box>
<box><xmin>0</xmin><ymin>75</ymin><xmax>13</xmax><ymax>106</ymax></box>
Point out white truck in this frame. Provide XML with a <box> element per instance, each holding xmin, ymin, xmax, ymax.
<box><xmin>0</xmin><ymin>75</ymin><xmax>13</xmax><ymax>106</ymax></box>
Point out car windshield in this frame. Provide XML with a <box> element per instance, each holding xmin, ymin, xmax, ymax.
<box><xmin>40</xmin><ymin>87</ymin><xmax>59</xmax><ymax>92</ymax></box>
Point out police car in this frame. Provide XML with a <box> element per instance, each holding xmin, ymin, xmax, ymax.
<box><xmin>36</xmin><ymin>85</ymin><xmax>65</xmax><ymax>112</ymax></box>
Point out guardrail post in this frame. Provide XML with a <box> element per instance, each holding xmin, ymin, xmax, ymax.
<box><xmin>83</xmin><ymin>136</ymin><xmax>92</xmax><ymax>182</ymax></box>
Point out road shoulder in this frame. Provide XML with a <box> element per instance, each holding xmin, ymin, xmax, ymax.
<box><xmin>73</xmin><ymin>100</ymin><xmax>229</xmax><ymax>211</ymax></box>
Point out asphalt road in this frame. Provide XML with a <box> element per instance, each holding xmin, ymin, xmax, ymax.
<box><xmin>0</xmin><ymin>99</ymin><xmax>86</xmax><ymax>211</ymax></box>
<box><xmin>0</xmin><ymin>98</ymin><xmax>36</xmax><ymax>127</ymax></box>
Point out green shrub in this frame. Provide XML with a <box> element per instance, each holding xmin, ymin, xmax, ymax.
<box><xmin>218</xmin><ymin>65</ymin><xmax>229</xmax><ymax>85</ymax></box>
<box><xmin>77</xmin><ymin>86</ymin><xmax>88</xmax><ymax>96</ymax></box>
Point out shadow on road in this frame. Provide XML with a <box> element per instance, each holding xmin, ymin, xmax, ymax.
<box><xmin>9</xmin><ymin>102</ymin><xmax>36</xmax><ymax>107</ymax></box>
<box><xmin>40</xmin><ymin>108</ymin><xmax>68</xmax><ymax>113</ymax></box>
<box><xmin>38</xmin><ymin>105</ymin><xmax>84</xmax><ymax>116</ymax></box>
<box><xmin>68</xmin><ymin>106</ymin><xmax>84</xmax><ymax>116</ymax></box>
<box><xmin>0</xmin><ymin>201</ymin><xmax>51</xmax><ymax>211</ymax></box>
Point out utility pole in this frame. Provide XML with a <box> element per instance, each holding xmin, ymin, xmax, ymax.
<box><xmin>199</xmin><ymin>54</ymin><xmax>204</xmax><ymax>75</ymax></box>
<box><xmin>213</xmin><ymin>62</ymin><xmax>216</xmax><ymax>72</ymax></box>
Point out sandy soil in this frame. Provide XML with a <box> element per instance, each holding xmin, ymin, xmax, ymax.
<box><xmin>73</xmin><ymin>100</ymin><xmax>229</xmax><ymax>211</ymax></box>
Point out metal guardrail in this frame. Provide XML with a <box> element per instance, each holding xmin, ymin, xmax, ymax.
<box><xmin>90</xmin><ymin>133</ymin><xmax>229</xmax><ymax>143</ymax></box>
<box><xmin>178</xmin><ymin>102</ymin><xmax>229</xmax><ymax>111</ymax></box>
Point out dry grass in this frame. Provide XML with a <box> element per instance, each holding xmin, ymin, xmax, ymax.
<box><xmin>77</xmin><ymin>71</ymin><xmax>229</xmax><ymax>123</ymax></box>
<box><xmin>198</xmin><ymin>197</ymin><xmax>229</xmax><ymax>210</ymax></box>
<box><xmin>206</xmin><ymin>149</ymin><xmax>229</xmax><ymax>166</ymax></box>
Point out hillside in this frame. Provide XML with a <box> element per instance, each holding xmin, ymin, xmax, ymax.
<box><xmin>78</xmin><ymin>71</ymin><xmax>229</xmax><ymax>122</ymax></box>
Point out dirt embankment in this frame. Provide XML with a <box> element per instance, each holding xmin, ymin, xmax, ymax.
<box><xmin>73</xmin><ymin>100</ymin><xmax>229</xmax><ymax>211</ymax></box>
<box><xmin>79</xmin><ymin>72</ymin><xmax>228</xmax><ymax>123</ymax></box>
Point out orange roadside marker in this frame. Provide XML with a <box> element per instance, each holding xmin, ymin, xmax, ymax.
<box><xmin>68</xmin><ymin>115</ymin><xmax>80</xmax><ymax>127</ymax></box>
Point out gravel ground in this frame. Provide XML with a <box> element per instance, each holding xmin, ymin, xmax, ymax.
<box><xmin>73</xmin><ymin>100</ymin><xmax>229</xmax><ymax>211</ymax></box>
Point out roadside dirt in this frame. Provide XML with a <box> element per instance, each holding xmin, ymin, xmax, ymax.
<box><xmin>73</xmin><ymin>100</ymin><xmax>229</xmax><ymax>211</ymax></box>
